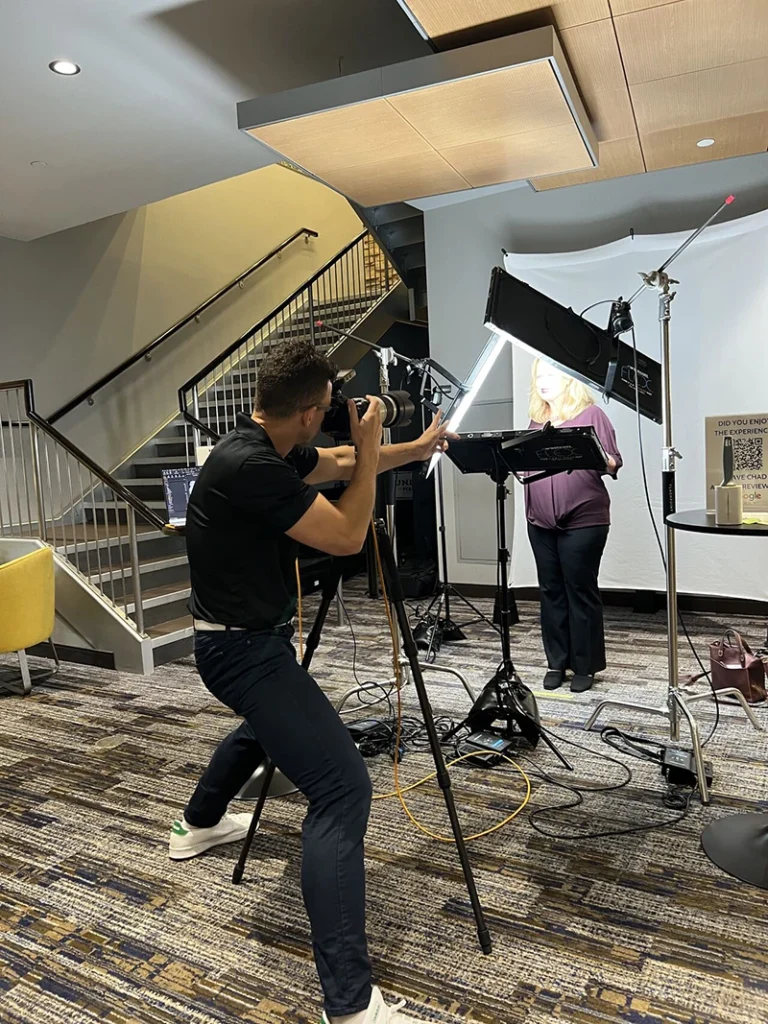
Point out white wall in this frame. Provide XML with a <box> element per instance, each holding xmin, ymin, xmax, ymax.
<box><xmin>424</xmin><ymin>152</ymin><xmax>768</xmax><ymax>595</ymax></box>
<box><xmin>0</xmin><ymin>164</ymin><xmax>362</xmax><ymax>470</ymax></box>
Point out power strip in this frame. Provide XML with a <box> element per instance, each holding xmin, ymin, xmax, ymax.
<box><xmin>661</xmin><ymin>747</ymin><xmax>713</xmax><ymax>788</ymax></box>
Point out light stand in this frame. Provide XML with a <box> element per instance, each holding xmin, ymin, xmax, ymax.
<box><xmin>317</xmin><ymin>321</ymin><xmax>480</xmax><ymax>714</ymax></box>
<box><xmin>413</xmin><ymin>382</ymin><xmax>500</xmax><ymax>660</ymax></box>
<box><xmin>583</xmin><ymin>196</ymin><xmax>758</xmax><ymax>804</ymax></box>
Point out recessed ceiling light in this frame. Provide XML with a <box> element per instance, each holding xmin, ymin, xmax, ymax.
<box><xmin>30</xmin><ymin>161</ymin><xmax>48</xmax><ymax>168</ymax></box>
<box><xmin>49</xmin><ymin>60</ymin><xmax>81</xmax><ymax>76</ymax></box>
<box><xmin>696</xmin><ymin>138</ymin><xmax>715</xmax><ymax>148</ymax></box>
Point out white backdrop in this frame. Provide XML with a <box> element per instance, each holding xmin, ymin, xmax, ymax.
<box><xmin>502</xmin><ymin>207</ymin><xmax>768</xmax><ymax>601</ymax></box>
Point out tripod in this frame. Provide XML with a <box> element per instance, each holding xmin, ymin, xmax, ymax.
<box><xmin>233</xmin><ymin>519</ymin><xmax>492</xmax><ymax>955</ymax></box>
<box><xmin>442</xmin><ymin>460</ymin><xmax>572</xmax><ymax>771</ymax></box>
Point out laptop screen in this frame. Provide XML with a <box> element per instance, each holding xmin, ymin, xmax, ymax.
<box><xmin>161</xmin><ymin>467</ymin><xmax>201</xmax><ymax>526</ymax></box>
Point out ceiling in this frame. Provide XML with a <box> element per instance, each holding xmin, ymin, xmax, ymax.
<box><xmin>399</xmin><ymin>0</ymin><xmax>768</xmax><ymax>190</ymax></box>
<box><xmin>3</xmin><ymin>0</ymin><xmax>766</xmax><ymax>242</ymax></box>
<box><xmin>0</xmin><ymin>0</ymin><xmax>428</xmax><ymax>241</ymax></box>
<box><xmin>239</xmin><ymin>29</ymin><xmax>598</xmax><ymax>206</ymax></box>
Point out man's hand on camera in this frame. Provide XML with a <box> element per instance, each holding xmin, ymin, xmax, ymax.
<box><xmin>348</xmin><ymin>396</ymin><xmax>383</xmax><ymax>456</ymax></box>
<box><xmin>411</xmin><ymin>411</ymin><xmax>459</xmax><ymax>462</ymax></box>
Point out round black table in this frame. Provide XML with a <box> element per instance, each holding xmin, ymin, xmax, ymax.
<box><xmin>666</xmin><ymin>509</ymin><xmax>768</xmax><ymax>889</ymax></box>
<box><xmin>666</xmin><ymin>509</ymin><xmax>768</xmax><ymax>536</ymax></box>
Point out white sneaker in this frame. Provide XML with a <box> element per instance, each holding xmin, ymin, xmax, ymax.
<box><xmin>322</xmin><ymin>986</ymin><xmax>421</xmax><ymax>1023</ymax></box>
<box><xmin>168</xmin><ymin>813</ymin><xmax>255</xmax><ymax>861</ymax></box>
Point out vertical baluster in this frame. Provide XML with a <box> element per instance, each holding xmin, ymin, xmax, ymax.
<box><xmin>15</xmin><ymin>392</ymin><xmax>33</xmax><ymax>536</ymax></box>
<box><xmin>127</xmin><ymin>507</ymin><xmax>144</xmax><ymax>634</ymax></box>
<box><xmin>113</xmin><ymin>489</ymin><xmax>129</xmax><ymax>617</ymax></box>
<box><xmin>184</xmin><ymin>416</ymin><xmax>191</xmax><ymax>469</ymax></box>
<box><xmin>76</xmin><ymin>462</ymin><xmax>93</xmax><ymax>585</ymax></box>
<box><xmin>42</xmin><ymin>434</ymin><xmax>57</xmax><ymax>550</ymax></box>
<box><xmin>333</xmin><ymin>258</ymin><xmax>340</xmax><ymax>329</ymax></box>
<box><xmin>5</xmin><ymin>391</ymin><xmax>24</xmax><ymax>534</ymax></box>
<box><xmin>65</xmin><ymin>451</ymin><xmax>82</xmax><ymax>573</ymax></box>
<box><xmin>87</xmin><ymin>471</ymin><xmax>104</xmax><ymax>590</ymax></box>
<box><xmin>213</xmin><ymin>368</ymin><xmax>221</xmax><ymax>438</ymax></box>
<box><xmin>30</xmin><ymin>422</ymin><xmax>46</xmax><ymax>541</ymax></box>
<box><xmin>0</xmin><ymin>394</ymin><xmax>11</xmax><ymax>535</ymax></box>
<box><xmin>309</xmin><ymin>280</ymin><xmax>316</xmax><ymax>347</ymax></box>
<box><xmin>356</xmin><ymin>242</ymin><xmax>365</xmax><ymax>317</ymax></box>
<box><xmin>100</xmin><ymin>475</ymin><xmax>116</xmax><ymax>606</ymax></box>
<box><xmin>53</xmin><ymin>443</ymin><xmax>68</xmax><ymax>560</ymax></box>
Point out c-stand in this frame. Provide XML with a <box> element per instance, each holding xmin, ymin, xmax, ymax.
<box><xmin>232</xmin><ymin>519</ymin><xmax>493</xmax><ymax>956</ymax></box>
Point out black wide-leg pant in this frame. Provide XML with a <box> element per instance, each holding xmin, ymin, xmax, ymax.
<box><xmin>527</xmin><ymin>523</ymin><xmax>609</xmax><ymax>677</ymax></box>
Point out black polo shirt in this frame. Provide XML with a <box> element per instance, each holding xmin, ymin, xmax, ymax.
<box><xmin>186</xmin><ymin>413</ymin><xmax>319</xmax><ymax>630</ymax></box>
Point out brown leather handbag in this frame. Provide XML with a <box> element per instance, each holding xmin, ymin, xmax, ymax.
<box><xmin>708</xmin><ymin>630</ymin><xmax>767</xmax><ymax>704</ymax></box>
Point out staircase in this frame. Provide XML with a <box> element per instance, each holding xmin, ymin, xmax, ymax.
<box><xmin>109</xmin><ymin>293</ymin><xmax>377</xmax><ymax>666</ymax></box>
<box><xmin>0</xmin><ymin>229</ymin><xmax>404</xmax><ymax>673</ymax></box>
<box><xmin>360</xmin><ymin>202</ymin><xmax>426</xmax><ymax>313</ymax></box>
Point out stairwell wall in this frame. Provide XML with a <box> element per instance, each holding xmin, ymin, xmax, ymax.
<box><xmin>0</xmin><ymin>164</ymin><xmax>362</xmax><ymax>471</ymax></box>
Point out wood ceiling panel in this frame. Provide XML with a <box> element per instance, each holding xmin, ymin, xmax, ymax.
<box><xmin>614</xmin><ymin>0</ymin><xmax>768</xmax><ymax>85</ymax></box>
<box><xmin>610</xmin><ymin>0</ymin><xmax>682</xmax><ymax>12</ymax></box>
<box><xmin>559</xmin><ymin>19</ymin><xmax>637</xmax><ymax>141</ymax></box>
<box><xmin>387</xmin><ymin>62</ymin><xmax>574</xmax><ymax>149</ymax></box>
<box><xmin>631</xmin><ymin>59</ymin><xmax>768</xmax><ymax>135</ymax></box>
<box><xmin>643</xmin><ymin>111</ymin><xmax>768</xmax><ymax>171</ymax></box>
<box><xmin>323</xmin><ymin>151</ymin><xmax>470</xmax><ymax>206</ymax></box>
<box><xmin>441</xmin><ymin>123</ymin><xmax>594</xmax><ymax>186</ymax></box>
<box><xmin>531</xmin><ymin>135</ymin><xmax>644</xmax><ymax>188</ymax></box>
<box><xmin>250</xmin><ymin>100</ymin><xmax>431</xmax><ymax>176</ymax></box>
<box><xmin>403</xmin><ymin>0</ymin><xmax>611</xmax><ymax>36</ymax></box>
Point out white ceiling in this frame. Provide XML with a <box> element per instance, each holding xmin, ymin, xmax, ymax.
<box><xmin>0</xmin><ymin>0</ymin><xmax>428</xmax><ymax>241</ymax></box>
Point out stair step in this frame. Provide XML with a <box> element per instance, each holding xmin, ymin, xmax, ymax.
<box><xmin>130</xmin><ymin>456</ymin><xmax>191</xmax><ymax>466</ymax></box>
<box><xmin>88</xmin><ymin>552</ymin><xmax>188</xmax><ymax>584</ymax></box>
<box><xmin>148</xmin><ymin>615</ymin><xmax>194</xmax><ymax>646</ymax></box>
<box><xmin>126</xmin><ymin>582</ymin><xmax>191</xmax><ymax>614</ymax></box>
<box><xmin>83</xmin><ymin>498</ymin><xmax>167</xmax><ymax>512</ymax></box>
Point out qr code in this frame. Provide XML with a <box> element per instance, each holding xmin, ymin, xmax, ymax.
<box><xmin>733</xmin><ymin>437</ymin><xmax>763</xmax><ymax>471</ymax></box>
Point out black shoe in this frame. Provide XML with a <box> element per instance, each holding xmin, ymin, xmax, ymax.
<box><xmin>543</xmin><ymin>670</ymin><xmax>565</xmax><ymax>690</ymax></box>
<box><xmin>570</xmin><ymin>674</ymin><xmax>594</xmax><ymax>693</ymax></box>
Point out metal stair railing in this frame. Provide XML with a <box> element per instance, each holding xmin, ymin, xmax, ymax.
<box><xmin>178</xmin><ymin>230</ymin><xmax>399</xmax><ymax>445</ymax></box>
<box><xmin>48</xmin><ymin>226</ymin><xmax>318</xmax><ymax>424</ymax></box>
<box><xmin>0</xmin><ymin>379</ymin><xmax>169</xmax><ymax>635</ymax></box>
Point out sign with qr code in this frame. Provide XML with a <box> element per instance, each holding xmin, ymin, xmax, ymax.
<box><xmin>705</xmin><ymin>414</ymin><xmax>768</xmax><ymax>511</ymax></box>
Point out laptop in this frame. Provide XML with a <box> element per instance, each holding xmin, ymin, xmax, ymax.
<box><xmin>161</xmin><ymin>467</ymin><xmax>201</xmax><ymax>527</ymax></box>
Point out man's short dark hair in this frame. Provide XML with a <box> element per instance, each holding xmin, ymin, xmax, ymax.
<box><xmin>255</xmin><ymin>340</ymin><xmax>337</xmax><ymax>418</ymax></box>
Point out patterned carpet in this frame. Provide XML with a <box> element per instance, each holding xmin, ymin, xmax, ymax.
<box><xmin>1</xmin><ymin>586</ymin><xmax>768</xmax><ymax>1024</ymax></box>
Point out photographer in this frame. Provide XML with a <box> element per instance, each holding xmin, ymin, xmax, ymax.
<box><xmin>169</xmin><ymin>340</ymin><xmax>452</xmax><ymax>1024</ymax></box>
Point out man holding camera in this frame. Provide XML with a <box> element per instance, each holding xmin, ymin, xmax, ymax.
<box><xmin>169</xmin><ymin>340</ymin><xmax>453</xmax><ymax>1024</ymax></box>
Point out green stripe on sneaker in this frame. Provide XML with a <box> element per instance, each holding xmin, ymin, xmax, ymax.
<box><xmin>171</xmin><ymin>821</ymin><xmax>189</xmax><ymax>836</ymax></box>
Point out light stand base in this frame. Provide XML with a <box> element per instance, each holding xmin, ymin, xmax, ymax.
<box><xmin>585</xmin><ymin>686</ymin><xmax>763</xmax><ymax>805</ymax></box>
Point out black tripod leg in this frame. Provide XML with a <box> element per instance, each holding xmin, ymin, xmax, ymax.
<box><xmin>302</xmin><ymin>564</ymin><xmax>345</xmax><ymax>671</ymax></box>
<box><xmin>233</xmin><ymin>563</ymin><xmax>345</xmax><ymax>884</ymax></box>
<box><xmin>233</xmin><ymin>761</ymin><xmax>275</xmax><ymax>884</ymax></box>
<box><xmin>536</xmin><ymin>730</ymin><xmax>574</xmax><ymax>772</ymax></box>
<box><xmin>374</xmin><ymin>521</ymin><xmax>492</xmax><ymax>954</ymax></box>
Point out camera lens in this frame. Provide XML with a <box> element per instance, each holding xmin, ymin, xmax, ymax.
<box><xmin>379</xmin><ymin>390</ymin><xmax>415</xmax><ymax>430</ymax></box>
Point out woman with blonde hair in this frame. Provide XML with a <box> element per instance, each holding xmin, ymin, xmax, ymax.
<box><xmin>526</xmin><ymin>359</ymin><xmax>622</xmax><ymax>693</ymax></box>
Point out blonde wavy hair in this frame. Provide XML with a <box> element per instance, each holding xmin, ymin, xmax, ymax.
<box><xmin>528</xmin><ymin>358</ymin><xmax>594</xmax><ymax>424</ymax></box>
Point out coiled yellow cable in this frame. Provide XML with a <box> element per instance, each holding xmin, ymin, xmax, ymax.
<box><xmin>369</xmin><ymin>521</ymin><xmax>531</xmax><ymax>843</ymax></box>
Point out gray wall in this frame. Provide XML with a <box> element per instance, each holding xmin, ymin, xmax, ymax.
<box><xmin>425</xmin><ymin>151</ymin><xmax>768</xmax><ymax>586</ymax></box>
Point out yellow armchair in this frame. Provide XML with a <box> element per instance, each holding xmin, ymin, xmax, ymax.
<box><xmin>0</xmin><ymin>546</ymin><xmax>59</xmax><ymax>695</ymax></box>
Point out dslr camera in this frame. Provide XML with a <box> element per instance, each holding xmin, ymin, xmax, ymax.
<box><xmin>322</xmin><ymin>370</ymin><xmax>415</xmax><ymax>439</ymax></box>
